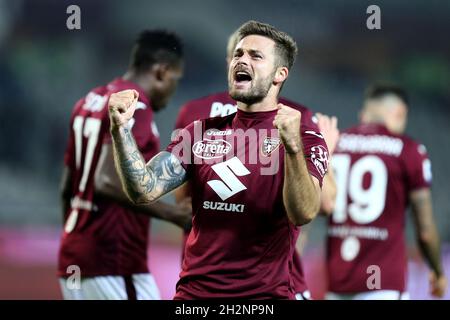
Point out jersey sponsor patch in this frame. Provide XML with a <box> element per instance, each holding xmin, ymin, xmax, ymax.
<box><xmin>207</xmin><ymin>157</ymin><xmax>250</xmax><ymax>201</ymax></box>
<box><xmin>209</xmin><ymin>102</ymin><xmax>237</xmax><ymax>117</ymax></box>
<box><xmin>310</xmin><ymin>145</ymin><xmax>329</xmax><ymax>177</ymax></box>
<box><xmin>204</xmin><ymin>128</ymin><xmax>233</xmax><ymax>137</ymax></box>
<box><xmin>192</xmin><ymin>139</ymin><xmax>232</xmax><ymax>159</ymax></box>
<box><xmin>261</xmin><ymin>137</ymin><xmax>281</xmax><ymax>156</ymax></box>
<box><xmin>203</xmin><ymin>201</ymin><xmax>245</xmax><ymax>213</ymax></box>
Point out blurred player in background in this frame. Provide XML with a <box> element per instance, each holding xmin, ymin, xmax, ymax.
<box><xmin>173</xmin><ymin>29</ymin><xmax>338</xmax><ymax>300</ymax></box>
<box><xmin>58</xmin><ymin>30</ymin><xmax>190</xmax><ymax>300</ymax></box>
<box><xmin>326</xmin><ymin>84</ymin><xmax>447</xmax><ymax>299</ymax></box>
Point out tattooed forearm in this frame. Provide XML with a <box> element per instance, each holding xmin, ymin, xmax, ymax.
<box><xmin>147</xmin><ymin>151</ymin><xmax>186</xmax><ymax>195</ymax></box>
<box><xmin>123</xmin><ymin>150</ymin><xmax>157</xmax><ymax>203</ymax></box>
<box><xmin>111</xmin><ymin>126</ymin><xmax>154</xmax><ymax>203</ymax></box>
<box><xmin>111</xmin><ymin>126</ymin><xmax>187</xmax><ymax>204</ymax></box>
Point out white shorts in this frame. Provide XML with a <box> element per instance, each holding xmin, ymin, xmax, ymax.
<box><xmin>59</xmin><ymin>273</ymin><xmax>161</xmax><ymax>300</ymax></box>
<box><xmin>326</xmin><ymin>290</ymin><xmax>410</xmax><ymax>300</ymax></box>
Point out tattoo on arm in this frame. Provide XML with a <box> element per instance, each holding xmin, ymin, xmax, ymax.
<box><xmin>111</xmin><ymin>126</ymin><xmax>187</xmax><ymax>204</ymax></box>
<box><xmin>147</xmin><ymin>150</ymin><xmax>186</xmax><ymax>195</ymax></box>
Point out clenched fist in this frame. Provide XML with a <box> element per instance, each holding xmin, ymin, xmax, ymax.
<box><xmin>273</xmin><ymin>103</ymin><xmax>302</xmax><ymax>154</ymax></box>
<box><xmin>108</xmin><ymin>89</ymin><xmax>139</xmax><ymax>129</ymax></box>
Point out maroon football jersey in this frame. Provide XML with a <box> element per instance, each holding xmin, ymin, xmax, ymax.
<box><xmin>167</xmin><ymin>107</ymin><xmax>329</xmax><ymax>299</ymax></box>
<box><xmin>174</xmin><ymin>92</ymin><xmax>318</xmax><ymax>295</ymax></box>
<box><xmin>327</xmin><ymin>123</ymin><xmax>432</xmax><ymax>293</ymax></box>
<box><xmin>58</xmin><ymin>78</ymin><xmax>160</xmax><ymax>277</ymax></box>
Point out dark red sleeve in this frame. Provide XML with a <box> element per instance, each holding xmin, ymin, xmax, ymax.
<box><xmin>301</xmin><ymin>109</ymin><xmax>318</xmax><ymax>130</ymax></box>
<box><xmin>301</xmin><ymin>125</ymin><xmax>329</xmax><ymax>187</ymax></box>
<box><xmin>403</xmin><ymin>140</ymin><xmax>432</xmax><ymax>192</ymax></box>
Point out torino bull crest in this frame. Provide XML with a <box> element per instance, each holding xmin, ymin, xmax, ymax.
<box><xmin>261</xmin><ymin>137</ymin><xmax>281</xmax><ymax>157</ymax></box>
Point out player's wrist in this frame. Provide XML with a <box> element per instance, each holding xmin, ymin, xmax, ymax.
<box><xmin>110</xmin><ymin>123</ymin><xmax>126</xmax><ymax>134</ymax></box>
<box><xmin>434</xmin><ymin>268</ymin><xmax>444</xmax><ymax>278</ymax></box>
<box><xmin>283</xmin><ymin>136</ymin><xmax>303</xmax><ymax>154</ymax></box>
<box><xmin>285</xmin><ymin>146</ymin><xmax>301</xmax><ymax>154</ymax></box>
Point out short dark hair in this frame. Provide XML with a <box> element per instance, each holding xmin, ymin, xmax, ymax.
<box><xmin>236</xmin><ymin>20</ymin><xmax>298</xmax><ymax>70</ymax></box>
<box><xmin>364</xmin><ymin>83</ymin><xmax>409</xmax><ymax>106</ymax></box>
<box><xmin>129</xmin><ymin>30</ymin><xmax>183</xmax><ymax>73</ymax></box>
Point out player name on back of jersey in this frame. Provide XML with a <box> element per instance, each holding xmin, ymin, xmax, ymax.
<box><xmin>328</xmin><ymin>225</ymin><xmax>388</xmax><ymax>241</ymax></box>
<box><xmin>338</xmin><ymin>133</ymin><xmax>404</xmax><ymax>156</ymax></box>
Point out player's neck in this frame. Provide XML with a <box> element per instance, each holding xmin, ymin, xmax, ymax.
<box><xmin>361</xmin><ymin>116</ymin><xmax>388</xmax><ymax>128</ymax></box>
<box><xmin>122</xmin><ymin>71</ymin><xmax>149</xmax><ymax>94</ymax></box>
<box><xmin>237</xmin><ymin>96</ymin><xmax>278</xmax><ymax>113</ymax></box>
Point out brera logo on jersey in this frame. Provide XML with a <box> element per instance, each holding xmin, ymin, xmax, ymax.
<box><xmin>192</xmin><ymin>139</ymin><xmax>232</xmax><ymax>159</ymax></box>
<box><xmin>261</xmin><ymin>137</ymin><xmax>281</xmax><ymax>156</ymax></box>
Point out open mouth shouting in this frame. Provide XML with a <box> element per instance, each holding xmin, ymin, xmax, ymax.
<box><xmin>233</xmin><ymin>67</ymin><xmax>253</xmax><ymax>89</ymax></box>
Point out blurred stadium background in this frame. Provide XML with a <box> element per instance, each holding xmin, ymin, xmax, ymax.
<box><xmin>0</xmin><ymin>0</ymin><xmax>449</xmax><ymax>299</ymax></box>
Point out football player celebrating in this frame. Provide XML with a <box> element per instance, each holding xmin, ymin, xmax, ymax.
<box><xmin>173</xmin><ymin>28</ymin><xmax>338</xmax><ymax>300</ymax></box>
<box><xmin>109</xmin><ymin>21</ymin><xmax>329</xmax><ymax>299</ymax></box>
<box><xmin>326</xmin><ymin>84</ymin><xmax>447</xmax><ymax>299</ymax></box>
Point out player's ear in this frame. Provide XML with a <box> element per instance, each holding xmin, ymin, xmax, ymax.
<box><xmin>153</xmin><ymin>63</ymin><xmax>169</xmax><ymax>82</ymax></box>
<box><xmin>273</xmin><ymin>66</ymin><xmax>288</xmax><ymax>85</ymax></box>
